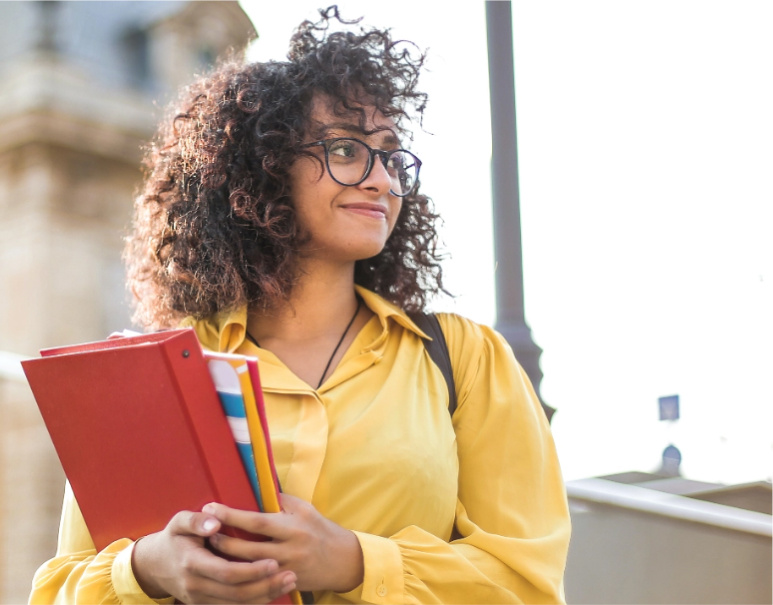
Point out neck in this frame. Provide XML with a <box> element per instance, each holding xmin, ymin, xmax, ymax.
<box><xmin>247</xmin><ymin>262</ymin><xmax>360</xmax><ymax>345</ymax></box>
<box><xmin>246</xmin><ymin>262</ymin><xmax>370</xmax><ymax>388</ymax></box>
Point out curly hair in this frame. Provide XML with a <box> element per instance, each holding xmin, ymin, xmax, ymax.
<box><xmin>125</xmin><ymin>6</ymin><xmax>447</xmax><ymax>330</ymax></box>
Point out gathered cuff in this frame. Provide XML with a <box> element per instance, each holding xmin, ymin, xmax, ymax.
<box><xmin>335</xmin><ymin>531</ymin><xmax>405</xmax><ymax>604</ymax></box>
<box><xmin>111</xmin><ymin>540</ymin><xmax>175</xmax><ymax>604</ymax></box>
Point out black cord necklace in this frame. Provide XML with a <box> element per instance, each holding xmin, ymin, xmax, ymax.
<box><xmin>246</xmin><ymin>296</ymin><xmax>362</xmax><ymax>389</ymax></box>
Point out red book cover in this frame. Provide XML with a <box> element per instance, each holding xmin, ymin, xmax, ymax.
<box><xmin>23</xmin><ymin>329</ymin><xmax>299</xmax><ymax>604</ymax></box>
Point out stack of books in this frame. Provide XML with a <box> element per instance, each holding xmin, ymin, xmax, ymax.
<box><xmin>23</xmin><ymin>328</ymin><xmax>299</xmax><ymax>605</ymax></box>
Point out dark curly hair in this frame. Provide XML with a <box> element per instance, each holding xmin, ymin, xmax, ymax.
<box><xmin>125</xmin><ymin>6</ymin><xmax>447</xmax><ymax>330</ymax></box>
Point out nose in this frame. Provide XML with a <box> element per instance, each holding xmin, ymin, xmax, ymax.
<box><xmin>357</xmin><ymin>151</ymin><xmax>393</xmax><ymax>194</ymax></box>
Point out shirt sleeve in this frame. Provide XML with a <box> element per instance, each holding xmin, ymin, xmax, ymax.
<box><xmin>29</xmin><ymin>482</ymin><xmax>174</xmax><ymax>605</ymax></box>
<box><xmin>337</xmin><ymin>315</ymin><xmax>571</xmax><ymax>605</ymax></box>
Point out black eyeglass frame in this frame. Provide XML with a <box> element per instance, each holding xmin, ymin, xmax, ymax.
<box><xmin>302</xmin><ymin>137</ymin><xmax>422</xmax><ymax>197</ymax></box>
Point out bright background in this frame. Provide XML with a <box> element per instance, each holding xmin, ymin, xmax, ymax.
<box><xmin>240</xmin><ymin>1</ymin><xmax>773</xmax><ymax>485</ymax></box>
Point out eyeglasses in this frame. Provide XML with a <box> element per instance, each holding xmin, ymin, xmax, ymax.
<box><xmin>302</xmin><ymin>137</ymin><xmax>422</xmax><ymax>197</ymax></box>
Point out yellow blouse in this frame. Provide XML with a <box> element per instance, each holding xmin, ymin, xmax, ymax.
<box><xmin>30</xmin><ymin>287</ymin><xmax>570</xmax><ymax>604</ymax></box>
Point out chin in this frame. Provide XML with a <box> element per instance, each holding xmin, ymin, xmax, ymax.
<box><xmin>309</xmin><ymin>232</ymin><xmax>391</xmax><ymax>263</ymax></box>
<box><xmin>330</xmin><ymin>245</ymin><xmax>385</xmax><ymax>265</ymax></box>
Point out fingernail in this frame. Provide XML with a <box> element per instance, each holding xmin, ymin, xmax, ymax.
<box><xmin>267</xmin><ymin>559</ymin><xmax>278</xmax><ymax>573</ymax></box>
<box><xmin>202</xmin><ymin>518</ymin><xmax>218</xmax><ymax>532</ymax></box>
<box><xmin>202</xmin><ymin>503</ymin><xmax>216</xmax><ymax>514</ymax></box>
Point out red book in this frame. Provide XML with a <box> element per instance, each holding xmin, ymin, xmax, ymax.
<box><xmin>23</xmin><ymin>328</ymin><xmax>298</xmax><ymax>604</ymax></box>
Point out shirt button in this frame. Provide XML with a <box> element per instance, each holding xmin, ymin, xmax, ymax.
<box><xmin>376</xmin><ymin>585</ymin><xmax>387</xmax><ymax>597</ymax></box>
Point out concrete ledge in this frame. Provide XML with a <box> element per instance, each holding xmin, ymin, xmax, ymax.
<box><xmin>567</xmin><ymin>477</ymin><xmax>772</xmax><ymax>537</ymax></box>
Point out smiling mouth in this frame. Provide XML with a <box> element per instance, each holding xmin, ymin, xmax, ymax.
<box><xmin>340</xmin><ymin>204</ymin><xmax>387</xmax><ymax>219</ymax></box>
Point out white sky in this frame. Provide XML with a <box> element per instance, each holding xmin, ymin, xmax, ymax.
<box><xmin>240</xmin><ymin>1</ymin><xmax>773</xmax><ymax>485</ymax></box>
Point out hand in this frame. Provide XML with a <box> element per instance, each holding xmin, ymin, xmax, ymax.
<box><xmin>204</xmin><ymin>494</ymin><xmax>364</xmax><ymax>593</ymax></box>
<box><xmin>131</xmin><ymin>509</ymin><xmax>297</xmax><ymax>604</ymax></box>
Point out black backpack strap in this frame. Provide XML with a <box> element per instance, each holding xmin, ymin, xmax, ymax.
<box><xmin>409</xmin><ymin>312</ymin><xmax>458</xmax><ymax>416</ymax></box>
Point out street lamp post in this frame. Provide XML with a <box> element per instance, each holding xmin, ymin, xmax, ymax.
<box><xmin>486</xmin><ymin>0</ymin><xmax>554</xmax><ymax>421</ymax></box>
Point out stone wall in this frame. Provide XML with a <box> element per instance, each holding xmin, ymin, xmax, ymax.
<box><xmin>0</xmin><ymin>369</ymin><xmax>64</xmax><ymax>602</ymax></box>
<box><xmin>0</xmin><ymin>3</ymin><xmax>256</xmax><ymax>601</ymax></box>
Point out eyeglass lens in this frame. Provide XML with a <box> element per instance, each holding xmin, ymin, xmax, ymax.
<box><xmin>325</xmin><ymin>138</ymin><xmax>419</xmax><ymax>196</ymax></box>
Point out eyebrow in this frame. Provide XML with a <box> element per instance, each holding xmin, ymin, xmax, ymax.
<box><xmin>314</xmin><ymin>122</ymin><xmax>401</xmax><ymax>147</ymax></box>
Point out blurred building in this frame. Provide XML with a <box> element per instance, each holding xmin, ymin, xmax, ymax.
<box><xmin>3</xmin><ymin>3</ymin><xmax>771</xmax><ymax>605</ymax></box>
<box><xmin>565</xmin><ymin>472</ymin><xmax>772</xmax><ymax>604</ymax></box>
<box><xmin>0</xmin><ymin>2</ymin><xmax>255</xmax><ymax>601</ymax></box>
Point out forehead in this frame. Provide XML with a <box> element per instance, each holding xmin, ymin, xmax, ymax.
<box><xmin>308</xmin><ymin>93</ymin><xmax>399</xmax><ymax>141</ymax></box>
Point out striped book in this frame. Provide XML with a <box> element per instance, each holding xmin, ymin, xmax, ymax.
<box><xmin>204</xmin><ymin>352</ymin><xmax>281</xmax><ymax>513</ymax></box>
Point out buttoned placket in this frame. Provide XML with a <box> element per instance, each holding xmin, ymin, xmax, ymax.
<box><xmin>255</xmin><ymin>323</ymin><xmax>387</xmax><ymax>503</ymax></box>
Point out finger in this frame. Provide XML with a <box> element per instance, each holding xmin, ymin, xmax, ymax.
<box><xmin>267</xmin><ymin>571</ymin><xmax>300</xmax><ymax>603</ymax></box>
<box><xmin>182</xmin><ymin>573</ymin><xmax>297</xmax><ymax>605</ymax></box>
<box><xmin>167</xmin><ymin>509</ymin><xmax>222</xmax><ymax>538</ymax></box>
<box><xmin>277</xmin><ymin>493</ymin><xmax>305</xmax><ymax>510</ymax></box>
<box><xmin>194</xmin><ymin>551</ymin><xmax>282</xmax><ymax>585</ymax></box>
<box><xmin>185</xmin><ymin>560</ymin><xmax>297</xmax><ymax>603</ymax></box>
<box><xmin>208</xmin><ymin>532</ymin><xmax>283</xmax><ymax>563</ymax></box>
<box><xmin>202</xmin><ymin>503</ymin><xmax>292</xmax><ymax>541</ymax></box>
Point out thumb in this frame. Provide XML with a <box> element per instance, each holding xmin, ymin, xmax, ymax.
<box><xmin>167</xmin><ymin>509</ymin><xmax>221</xmax><ymax>538</ymax></box>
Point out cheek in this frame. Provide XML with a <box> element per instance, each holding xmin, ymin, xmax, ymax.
<box><xmin>289</xmin><ymin>166</ymin><xmax>327</xmax><ymax>224</ymax></box>
<box><xmin>289</xmin><ymin>157</ymin><xmax>327</xmax><ymax>195</ymax></box>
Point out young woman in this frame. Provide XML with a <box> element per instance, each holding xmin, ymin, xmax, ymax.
<box><xmin>30</xmin><ymin>8</ymin><xmax>570</xmax><ymax>604</ymax></box>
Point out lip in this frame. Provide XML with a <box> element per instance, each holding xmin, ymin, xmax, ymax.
<box><xmin>339</xmin><ymin>202</ymin><xmax>388</xmax><ymax>220</ymax></box>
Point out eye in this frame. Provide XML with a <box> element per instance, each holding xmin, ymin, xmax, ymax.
<box><xmin>327</xmin><ymin>139</ymin><xmax>360</xmax><ymax>160</ymax></box>
<box><xmin>386</xmin><ymin>151</ymin><xmax>409</xmax><ymax>174</ymax></box>
<box><xmin>387</xmin><ymin>153</ymin><xmax>402</xmax><ymax>167</ymax></box>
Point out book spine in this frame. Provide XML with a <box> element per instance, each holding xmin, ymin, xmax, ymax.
<box><xmin>159</xmin><ymin>333</ymin><xmax>258</xmax><ymax>514</ymax></box>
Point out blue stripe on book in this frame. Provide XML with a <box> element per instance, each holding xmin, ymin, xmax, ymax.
<box><xmin>218</xmin><ymin>391</ymin><xmax>247</xmax><ymax>417</ymax></box>
<box><xmin>214</xmin><ymin>390</ymin><xmax>264</xmax><ymax>511</ymax></box>
<box><xmin>236</xmin><ymin>442</ymin><xmax>263</xmax><ymax>508</ymax></box>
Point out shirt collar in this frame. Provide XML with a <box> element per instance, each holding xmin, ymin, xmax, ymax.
<box><xmin>180</xmin><ymin>286</ymin><xmax>430</xmax><ymax>354</ymax></box>
<box><xmin>179</xmin><ymin>306</ymin><xmax>247</xmax><ymax>354</ymax></box>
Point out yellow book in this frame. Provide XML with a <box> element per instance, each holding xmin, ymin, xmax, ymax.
<box><xmin>239</xmin><ymin>357</ymin><xmax>281</xmax><ymax>514</ymax></box>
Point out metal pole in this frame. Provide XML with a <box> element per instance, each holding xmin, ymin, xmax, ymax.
<box><xmin>486</xmin><ymin>0</ymin><xmax>554</xmax><ymax>421</ymax></box>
